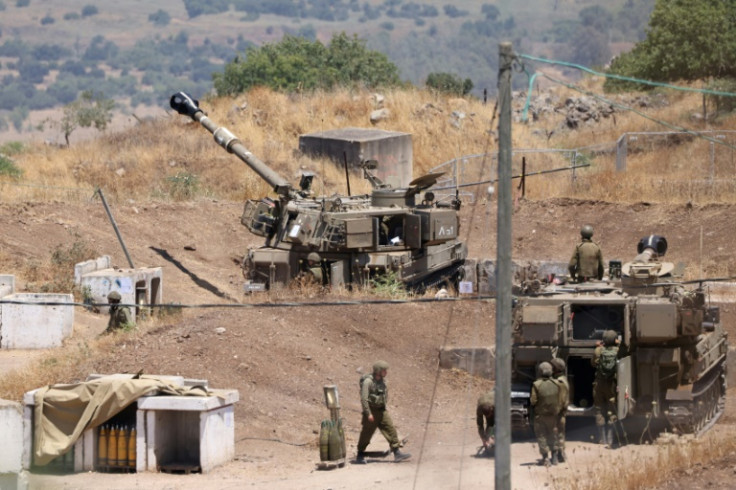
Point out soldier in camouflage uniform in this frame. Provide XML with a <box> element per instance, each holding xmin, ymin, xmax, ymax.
<box><xmin>531</xmin><ymin>361</ymin><xmax>561</xmax><ymax>466</ymax></box>
<box><xmin>105</xmin><ymin>290</ymin><xmax>135</xmax><ymax>333</ymax></box>
<box><xmin>356</xmin><ymin>361</ymin><xmax>411</xmax><ymax>463</ymax></box>
<box><xmin>568</xmin><ymin>224</ymin><xmax>604</xmax><ymax>282</ymax></box>
<box><xmin>550</xmin><ymin>358</ymin><xmax>569</xmax><ymax>463</ymax></box>
<box><xmin>592</xmin><ymin>329</ymin><xmax>620</xmax><ymax>448</ymax></box>
<box><xmin>476</xmin><ymin>391</ymin><xmax>495</xmax><ymax>455</ymax></box>
<box><xmin>303</xmin><ymin>252</ymin><xmax>324</xmax><ymax>285</ymax></box>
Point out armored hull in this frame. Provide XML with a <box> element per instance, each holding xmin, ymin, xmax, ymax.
<box><xmin>511</xmin><ymin>236</ymin><xmax>727</xmax><ymax>437</ymax></box>
<box><xmin>170</xmin><ymin>91</ymin><xmax>467</xmax><ymax>292</ymax></box>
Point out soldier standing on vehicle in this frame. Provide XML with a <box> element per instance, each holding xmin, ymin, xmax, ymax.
<box><xmin>476</xmin><ymin>390</ymin><xmax>495</xmax><ymax>455</ymax></box>
<box><xmin>551</xmin><ymin>358</ymin><xmax>569</xmax><ymax>463</ymax></box>
<box><xmin>568</xmin><ymin>224</ymin><xmax>604</xmax><ymax>282</ymax></box>
<box><xmin>356</xmin><ymin>361</ymin><xmax>411</xmax><ymax>464</ymax></box>
<box><xmin>592</xmin><ymin>329</ymin><xmax>620</xmax><ymax>448</ymax></box>
<box><xmin>105</xmin><ymin>290</ymin><xmax>135</xmax><ymax>334</ymax></box>
<box><xmin>531</xmin><ymin>361</ymin><xmax>561</xmax><ymax>467</ymax></box>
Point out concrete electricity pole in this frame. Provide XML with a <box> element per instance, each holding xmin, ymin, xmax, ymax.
<box><xmin>495</xmin><ymin>41</ymin><xmax>513</xmax><ymax>490</ymax></box>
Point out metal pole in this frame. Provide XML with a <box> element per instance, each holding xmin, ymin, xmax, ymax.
<box><xmin>495</xmin><ymin>41</ymin><xmax>513</xmax><ymax>490</ymax></box>
<box><xmin>96</xmin><ymin>188</ymin><xmax>135</xmax><ymax>269</ymax></box>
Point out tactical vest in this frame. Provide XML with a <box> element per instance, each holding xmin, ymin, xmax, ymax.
<box><xmin>533</xmin><ymin>378</ymin><xmax>560</xmax><ymax>415</ymax></box>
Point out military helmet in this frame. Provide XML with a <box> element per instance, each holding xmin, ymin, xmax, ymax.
<box><xmin>307</xmin><ymin>252</ymin><xmax>321</xmax><ymax>262</ymax></box>
<box><xmin>538</xmin><ymin>361</ymin><xmax>553</xmax><ymax>378</ymax></box>
<box><xmin>550</xmin><ymin>357</ymin><xmax>566</xmax><ymax>374</ymax></box>
<box><xmin>580</xmin><ymin>224</ymin><xmax>594</xmax><ymax>239</ymax></box>
<box><xmin>602</xmin><ymin>329</ymin><xmax>618</xmax><ymax>345</ymax></box>
<box><xmin>107</xmin><ymin>291</ymin><xmax>122</xmax><ymax>301</ymax></box>
<box><xmin>373</xmin><ymin>360</ymin><xmax>390</xmax><ymax>373</ymax></box>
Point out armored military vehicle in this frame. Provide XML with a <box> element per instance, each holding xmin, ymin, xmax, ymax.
<box><xmin>511</xmin><ymin>235</ymin><xmax>727</xmax><ymax>436</ymax></box>
<box><xmin>170</xmin><ymin>92</ymin><xmax>467</xmax><ymax>291</ymax></box>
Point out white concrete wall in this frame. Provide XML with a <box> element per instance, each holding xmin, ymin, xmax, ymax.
<box><xmin>199</xmin><ymin>405</ymin><xmax>235</xmax><ymax>473</ymax></box>
<box><xmin>73</xmin><ymin>256</ymin><xmax>111</xmax><ymax>285</ymax></box>
<box><xmin>1</xmin><ymin>293</ymin><xmax>74</xmax><ymax>349</ymax></box>
<box><xmin>0</xmin><ymin>400</ymin><xmax>24</xmax><ymax>473</ymax></box>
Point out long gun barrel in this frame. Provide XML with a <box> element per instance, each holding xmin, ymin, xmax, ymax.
<box><xmin>170</xmin><ymin>92</ymin><xmax>293</xmax><ymax>198</ymax></box>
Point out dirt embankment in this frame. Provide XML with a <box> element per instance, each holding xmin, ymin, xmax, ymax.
<box><xmin>2</xmin><ymin>198</ymin><xmax>736</xmax><ymax>489</ymax></box>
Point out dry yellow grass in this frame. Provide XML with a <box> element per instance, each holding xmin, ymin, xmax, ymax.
<box><xmin>2</xmin><ymin>81</ymin><xmax>735</xmax><ymax>205</ymax></box>
<box><xmin>551</xmin><ymin>428</ymin><xmax>736</xmax><ymax>490</ymax></box>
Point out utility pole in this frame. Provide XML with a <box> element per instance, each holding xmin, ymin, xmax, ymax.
<box><xmin>495</xmin><ymin>41</ymin><xmax>513</xmax><ymax>490</ymax></box>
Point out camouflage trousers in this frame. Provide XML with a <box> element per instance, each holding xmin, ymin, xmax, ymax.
<box><xmin>533</xmin><ymin>414</ymin><xmax>558</xmax><ymax>456</ymax></box>
<box><xmin>357</xmin><ymin>406</ymin><xmax>400</xmax><ymax>452</ymax></box>
<box><xmin>556</xmin><ymin>411</ymin><xmax>567</xmax><ymax>450</ymax></box>
<box><xmin>593</xmin><ymin>377</ymin><xmax>617</xmax><ymax>426</ymax></box>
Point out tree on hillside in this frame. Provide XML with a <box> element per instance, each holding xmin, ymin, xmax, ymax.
<box><xmin>425</xmin><ymin>72</ymin><xmax>473</xmax><ymax>96</ymax></box>
<box><xmin>60</xmin><ymin>90</ymin><xmax>114</xmax><ymax>146</ymax></box>
<box><xmin>605</xmin><ymin>0</ymin><xmax>736</xmax><ymax>91</ymax></box>
<box><xmin>213</xmin><ymin>33</ymin><xmax>401</xmax><ymax>95</ymax></box>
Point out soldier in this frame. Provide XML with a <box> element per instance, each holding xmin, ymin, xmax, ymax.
<box><xmin>105</xmin><ymin>290</ymin><xmax>135</xmax><ymax>333</ymax></box>
<box><xmin>568</xmin><ymin>224</ymin><xmax>604</xmax><ymax>282</ymax></box>
<box><xmin>476</xmin><ymin>390</ymin><xmax>495</xmax><ymax>455</ymax></box>
<box><xmin>592</xmin><ymin>329</ymin><xmax>620</xmax><ymax>448</ymax></box>
<box><xmin>550</xmin><ymin>358</ymin><xmax>569</xmax><ymax>463</ymax></box>
<box><xmin>356</xmin><ymin>361</ymin><xmax>411</xmax><ymax>464</ymax></box>
<box><xmin>303</xmin><ymin>252</ymin><xmax>324</xmax><ymax>285</ymax></box>
<box><xmin>530</xmin><ymin>361</ymin><xmax>561</xmax><ymax>466</ymax></box>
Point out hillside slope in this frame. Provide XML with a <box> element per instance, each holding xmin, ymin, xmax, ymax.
<box><xmin>2</xmin><ymin>196</ymin><xmax>736</xmax><ymax>488</ymax></box>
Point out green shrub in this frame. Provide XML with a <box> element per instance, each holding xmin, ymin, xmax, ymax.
<box><xmin>0</xmin><ymin>154</ymin><xmax>22</xmax><ymax>178</ymax></box>
<box><xmin>166</xmin><ymin>171</ymin><xmax>200</xmax><ymax>200</ymax></box>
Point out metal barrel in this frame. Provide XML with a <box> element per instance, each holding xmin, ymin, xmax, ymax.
<box><xmin>170</xmin><ymin>92</ymin><xmax>292</xmax><ymax>197</ymax></box>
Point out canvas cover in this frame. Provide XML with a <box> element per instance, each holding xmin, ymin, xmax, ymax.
<box><xmin>32</xmin><ymin>375</ymin><xmax>210</xmax><ymax>466</ymax></box>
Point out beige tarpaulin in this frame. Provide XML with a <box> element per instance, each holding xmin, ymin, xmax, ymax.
<box><xmin>32</xmin><ymin>375</ymin><xmax>210</xmax><ymax>466</ymax></box>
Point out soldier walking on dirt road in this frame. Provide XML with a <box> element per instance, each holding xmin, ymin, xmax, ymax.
<box><xmin>356</xmin><ymin>361</ymin><xmax>411</xmax><ymax>464</ymax></box>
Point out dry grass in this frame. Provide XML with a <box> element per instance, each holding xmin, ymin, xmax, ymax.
<box><xmin>2</xmin><ymin>81</ymin><xmax>735</xmax><ymax>205</ymax></box>
<box><xmin>0</xmin><ymin>312</ymin><xmax>177</xmax><ymax>401</ymax></box>
<box><xmin>552</xmin><ymin>428</ymin><xmax>736</xmax><ymax>490</ymax></box>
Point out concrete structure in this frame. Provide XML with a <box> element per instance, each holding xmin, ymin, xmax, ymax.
<box><xmin>23</xmin><ymin>375</ymin><xmax>239</xmax><ymax>475</ymax></box>
<box><xmin>299</xmin><ymin>127</ymin><xmax>413</xmax><ymax>188</ymax></box>
<box><xmin>439</xmin><ymin>346</ymin><xmax>495</xmax><ymax>380</ymax></box>
<box><xmin>0</xmin><ymin>275</ymin><xmax>74</xmax><ymax>349</ymax></box>
<box><xmin>75</xmin><ymin>257</ymin><xmax>163</xmax><ymax>323</ymax></box>
<box><xmin>0</xmin><ymin>399</ymin><xmax>25</xmax><ymax>490</ymax></box>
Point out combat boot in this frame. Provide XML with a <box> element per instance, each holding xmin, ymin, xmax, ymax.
<box><xmin>597</xmin><ymin>425</ymin><xmax>607</xmax><ymax>445</ymax></box>
<box><xmin>606</xmin><ymin>427</ymin><xmax>615</xmax><ymax>449</ymax></box>
<box><xmin>557</xmin><ymin>449</ymin><xmax>566</xmax><ymax>463</ymax></box>
<box><xmin>550</xmin><ymin>452</ymin><xmax>559</xmax><ymax>466</ymax></box>
<box><xmin>355</xmin><ymin>452</ymin><xmax>367</xmax><ymax>464</ymax></box>
<box><xmin>393</xmin><ymin>449</ymin><xmax>411</xmax><ymax>462</ymax></box>
<box><xmin>539</xmin><ymin>453</ymin><xmax>550</xmax><ymax>467</ymax></box>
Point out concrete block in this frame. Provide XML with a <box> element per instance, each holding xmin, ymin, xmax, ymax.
<box><xmin>439</xmin><ymin>346</ymin><xmax>495</xmax><ymax>380</ymax></box>
<box><xmin>0</xmin><ymin>400</ymin><xmax>24</xmax><ymax>473</ymax></box>
<box><xmin>73</xmin><ymin>256</ymin><xmax>111</xmax><ymax>285</ymax></box>
<box><xmin>1</xmin><ymin>293</ymin><xmax>74</xmax><ymax>349</ymax></box>
<box><xmin>299</xmin><ymin>127</ymin><xmax>413</xmax><ymax>188</ymax></box>
<box><xmin>79</xmin><ymin>266</ymin><xmax>163</xmax><ymax>322</ymax></box>
<box><xmin>24</xmin><ymin>382</ymin><xmax>239</xmax><ymax>474</ymax></box>
<box><xmin>138</xmin><ymin>390</ymin><xmax>239</xmax><ymax>473</ymax></box>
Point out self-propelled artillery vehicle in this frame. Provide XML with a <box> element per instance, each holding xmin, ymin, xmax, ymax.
<box><xmin>170</xmin><ymin>92</ymin><xmax>467</xmax><ymax>291</ymax></box>
<box><xmin>511</xmin><ymin>235</ymin><xmax>727</xmax><ymax>436</ymax></box>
